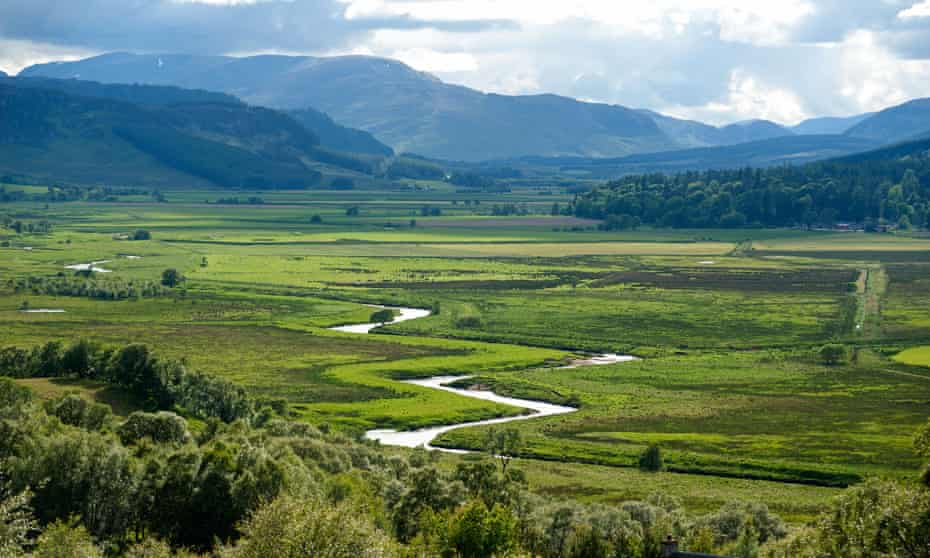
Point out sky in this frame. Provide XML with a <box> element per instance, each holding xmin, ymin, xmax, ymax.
<box><xmin>2</xmin><ymin>0</ymin><xmax>930</xmax><ymax>125</ymax></box>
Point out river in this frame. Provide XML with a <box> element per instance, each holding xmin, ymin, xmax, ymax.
<box><xmin>328</xmin><ymin>305</ymin><xmax>634</xmax><ymax>451</ymax></box>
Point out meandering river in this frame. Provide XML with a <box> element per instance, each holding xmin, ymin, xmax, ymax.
<box><xmin>329</xmin><ymin>306</ymin><xmax>635</xmax><ymax>451</ymax></box>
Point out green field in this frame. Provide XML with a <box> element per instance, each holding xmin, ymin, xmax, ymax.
<box><xmin>4</xmin><ymin>189</ymin><xmax>930</xmax><ymax>523</ymax></box>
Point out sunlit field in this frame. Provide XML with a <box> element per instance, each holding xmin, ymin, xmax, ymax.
<box><xmin>4</xmin><ymin>190</ymin><xmax>930</xmax><ymax>523</ymax></box>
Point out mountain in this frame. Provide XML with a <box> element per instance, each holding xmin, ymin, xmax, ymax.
<box><xmin>487</xmin><ymin>134</ymin><xmax>878</xmax><ymax>178</ymax></box>
<box><xmin>792</xmin><ymin>114</ymin><xmax>873</xmax><ymax>135</ymax></box>
<box><xmin>0</xmin><ymin>79</ymin><xmax>379</xmax><ymax>188</ymax></box>
<box><xmin>5</xmin><ymin>76</ymin><xmax>391</xmax><ymax>157</ymax></box>
<box><xmin>289</xmin><ymin>108</ymin><xmax>393</xmax><ymax>156</ymax></box>
<box><xmin>845</xmin><ymin>98</ymin><xmax>930</xmax><ymax>145</ymax></box>
<box><xmin>718</xmin><ymin>120</ymin><xmax>794</xmax><ymax>144</ymax></box>
<box><xmin>21</xmin><ymin>52</ymin><xmax>685</xmax><ymax>161</ymax></box>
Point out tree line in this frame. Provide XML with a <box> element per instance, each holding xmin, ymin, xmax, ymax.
<box><xmin>9</xmin><ymin>275</ymin><xmax>169</xmax><ymax>301</ymax></box>
<box><xmin>572</xmin><ymin>139</ymin><xmax>930</xmax><ymax>230</ymax></box>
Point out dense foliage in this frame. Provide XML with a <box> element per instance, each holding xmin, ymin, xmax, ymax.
<box><xmin>0</xmin><ymin>340</ymin><xmax>928</xmax><ymax>557</ymax></box>
<box><xmin>573</xmin><ymin>138</ymin><xmax>930</xmax><ymax>229</ymax></box>
<box><xmin>10</xmin><ymin>275</ymin><xmax>169</xmax><ymax>300</ymax></box>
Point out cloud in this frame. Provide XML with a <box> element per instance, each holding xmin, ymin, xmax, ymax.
<box><xmin>2</xmin><ymin>0</ymin><xmax>930</xmax><ymax>124</ymax></box>
<box><xmin>899</xmin><ymin>1</ymin><xmax>930</xmax><ymax>18</ymax></box>
<box><xmin>665</xmin><ymin>69</ymin><xmax>810</xmax><ymax>125</ymax></box>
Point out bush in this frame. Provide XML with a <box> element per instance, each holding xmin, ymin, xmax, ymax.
<box><xmin>224</xmin><ymin>495</ymin><xmax>395</xmax><ymax>558</ymax></box>
<box><xmin>455</xmin><ymin>316</ymin><xmax>482</xmax><ymax>329</ymax></box>
<box><xmin>131</xmin><ymin>229</ymin><xmax>151</xmax><ymax>240</ymax></box>
<box><xmin>818</xmin><ymin>344</ymin><xmax>846</xmax><ymax>365</ymax></box>
<box><xmin>638</xmin><ymin>444</ymin><xmax>664</xmax><ymax>472</ymax></box>
<box><xmin>161</xmin><ymin>268</ymin><xmax>183</xmax><ymax>287</ymax></box>
<box><xmin>117</xmin><ymin>411</ymin><xmax>190</xmax><ymax>445</ymax></box>
<box><xmin>370</xmin><ymin>309</ymin><xmax>395</xmax><ymax>324</ymax></box>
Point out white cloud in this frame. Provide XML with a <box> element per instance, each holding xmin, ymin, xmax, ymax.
<box><xmin>837</xmin><ymin>29</ymin><xmax>930</xmax><ymax>110</ymax></box>
<box><xmin>898</xmin><ymin>1</ymin><xmax>930</xmax><ymax>18</ymax></box>
<box><xmin>664</xmin><ymin>69</ymin><xmax>810</xmax><ymax>125</ymax></box>
<box><xmin>0</xmin><ymin>39</ymin><xmax>97</xmax><ymax>75</ymax></box>
<box><xmin>390</xmin><ymin>48</ymin><xmax>477</xmax><ymax>72</ymax></box>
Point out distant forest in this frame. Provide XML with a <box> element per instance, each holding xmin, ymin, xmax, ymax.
<box><xmin>572</xmin><ymin>138</ymin><xmax>930</xmax><ymax>229</ymax></box>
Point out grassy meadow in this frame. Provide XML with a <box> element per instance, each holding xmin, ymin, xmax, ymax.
<box><xmin>4</xmin><ymin>186</ymin><xmax>930</xmax><ymax>522</ymax></box>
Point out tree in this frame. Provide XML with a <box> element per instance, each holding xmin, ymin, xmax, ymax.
<box><xmin>767</xmin><ymin>480</ymin><xmax>930</xmax><ymax>557</ymax></box>
<box><xmin>225</xmin><ymin>495</ymin><xmax>396</xmax><ymax>558</ymax></box>
<box><xmin>161</xmin><ymin>268</ymin><xmax>183</xmax><ymax>287</ymax></box>
<box><xmin>443</xmin><ymin>501</ymin><xmax>520</xmax><ymax>558</ymax></box>
<box><xmin>118</xmin><ymin>411</ymin><xmax>190</xmax><ymax>446</ymax></box>
<box><xmin>33</xmin><ymin>520</ymin><xmax>103</xmax><ymax>558</ymax></box>
<box><xmin>0</xmin><ymin>486</ymin><xmax>35</xmax><ymax>558</ymax></box>
<box><xmin>917</xmin><ymin>419</ymin><xmax>930</xmax><ymax>486</ymax></box>
<box><xmin>638</xmin><ymin>444</ymin><xmax>664</xmax><ymax>472</ymax></box>
<box><xmin>132</xmin><ymin>229</ymin><xmax>151</xmax><ymax>241</ymax></box>
<box><xmin>345</xmin><ymin>206</ymin><xmax>360</xmax><ymax>217</ymax></box>
<box><xmin>310</xmin><ymin>214</ymin><xmax>323</xmax><ymax>224</ymax></box>
<box><xmin>818</xmin><ymin>344</ymin><xmax>846</xmax><ymax>365</ymax></box>
<box><xmin>483</xmin><ymin>428</ymin><xmax>522</xmax><ymax>474</ymax></box>
<box><xmin>370</xmin><ymin>309</ymin><xmax>395</xmax><ymax>324</ymax></box>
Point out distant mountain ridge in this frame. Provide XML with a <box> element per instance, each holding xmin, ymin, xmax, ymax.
<box><xmin>791</xmin><ymin>114</ymin><xmax>874</xmax><ymax>135</ymax></box>
<box><xmin>23</xmin><ymin>52</ymin><xmax>802</xmax><ymax>161</ymax></box>
<box><xmin>845</xmin><ymin>98</ymin><xmax>930</xmax><ymax>145</ymax></box>
<box><xmin>477</xmin><ymin>134</ymin><xmax>879</xmax><ymax>178</ymax></box>
<box><xmin>19</xmin><ymin>51</ymin><xmax>930</xmax><ymax>165</ymax></box>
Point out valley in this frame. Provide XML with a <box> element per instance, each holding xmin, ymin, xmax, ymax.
<box><xmin>5</xmin><ymin>185</ymin><xmax>930</xmax><ymax>531</ymax></box>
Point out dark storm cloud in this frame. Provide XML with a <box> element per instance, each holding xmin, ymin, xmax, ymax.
<box><xmin>0</xmin><ymin>0</ymin><xmax>505</xmax><ymax>55</ymax></box>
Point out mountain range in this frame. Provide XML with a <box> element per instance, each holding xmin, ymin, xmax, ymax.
<box><xmin>14</xmin><ymin>51</ymin><xmax>930</xmax><ymax>169</ymax></box>
<box><xmin>17</xmin><ymin>51</ymin><xmax>892</xmax><ymax>162</ymax></box>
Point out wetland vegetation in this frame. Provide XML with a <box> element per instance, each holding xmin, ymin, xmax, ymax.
<box><xmin>3</xmin><ymin>179</ymin><xmax>930</xmax><ymax>556</ymax></box>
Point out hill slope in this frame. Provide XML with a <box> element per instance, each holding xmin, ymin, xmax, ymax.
<box><xmin>481</xmin><ymin>134</ymin><xmax>877</xmax><ymax>178</ymax></box>
<box><xmin>0</xmin><ymin>80</ymin><xmax>376</xmax><ymax>188</ymax></box>
<box><xmin>845</xmin><ymin>98</ymin><xmax>930</xmax><ymax>144</ymax></box>
<box><xmin>640</xmin><ymin>111</ymin><xmax>794</xmax><ymax>148</ymax></box>
<box><xmin>289</xmin><ymin>107</ymin><xmax>393</xmax><ymax>156</ymax></box>
<box><xmin>792</xmin><ymin>114</ymin><xmax>873</xmax><ymax>135</ymax></box>
<box><xmin>5</xmin><ymin>76</ymin><xmax>391</xmax><ymax>157</ymax></box>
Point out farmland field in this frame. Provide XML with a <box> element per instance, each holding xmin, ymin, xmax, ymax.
<box><xmin>4</xmin><ymin>187</ymin><xmax>930</xmax><ymax>523</ymax></box>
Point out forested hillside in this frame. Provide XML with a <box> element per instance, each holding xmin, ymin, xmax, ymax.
<box><xmin>0</xmin><ymin>81</ymin><xmax>386</xmax><ymax>188</ymax></box>
<box><xmin>572</xmin><ymin>137</ymin><xmax>930</xmax><ymax>229</ymax></box>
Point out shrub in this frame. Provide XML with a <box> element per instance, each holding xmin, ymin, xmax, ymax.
<box><xmin>161</xmin><ymin>268</ymin><xmax>183</xmax><ymax>287</ymax></box>
<box><xmin>117</xmin><ymin>411</ymin><xmax>190</xmax><ymax>446</ymax></box>
<box><xmin>370</xmin><ymin>309</ymin><xmax>395</xmax><ymax>324</ymax></box>
<box><xmin>818</xmin><ymin>344</ymin><xmax>846</xmax><ymax>365</ymax></box>
<box><xmin>638</xmin><ymin>444</ymin><xmax>664</xmax><ymax>472</ymax></box>
<box><xmin>455</xmin><ymin>316</ymin><xmax>482</xmax><ymax>329</ymax></box>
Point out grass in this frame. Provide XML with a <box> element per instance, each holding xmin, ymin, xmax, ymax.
<box><xmin>893</xmin><ymin>346</ymin><xmax>930</xmax><ymax>367</ymax></box>
<box><xmin>433</xmin><ymin>349</ymin><xmax>930</xmax><ymax>486</ymax></box>
<box><xmin>4</xmin><ymin>192</ymin><xmax>930</xmax><ymax>516</ymax></box>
